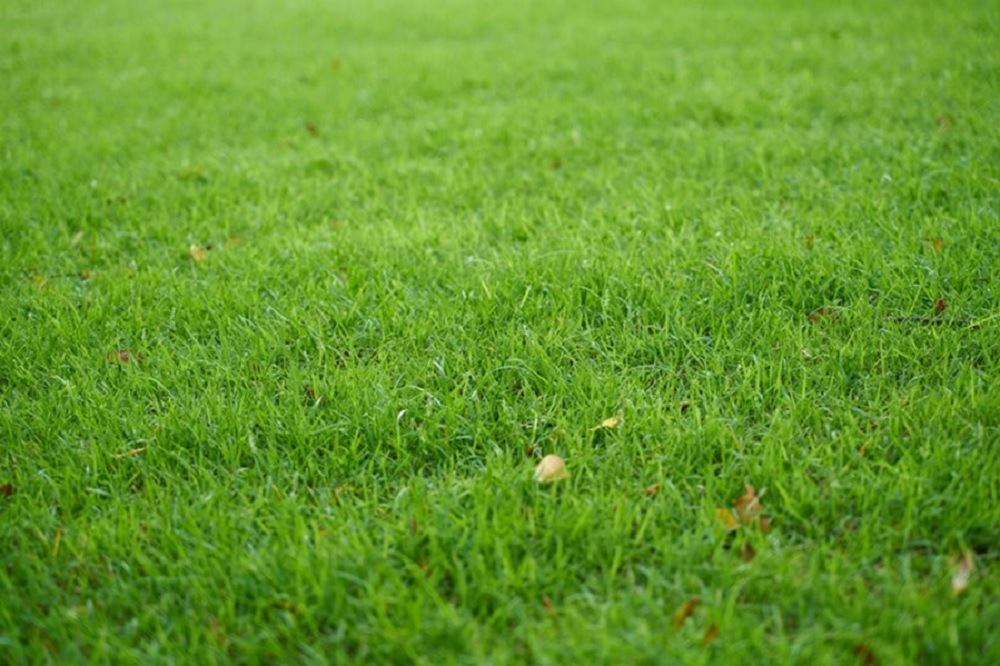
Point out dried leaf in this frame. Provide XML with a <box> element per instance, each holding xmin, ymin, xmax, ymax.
<box><xmin>733</xmin><ymin>484</ymin><xmax>763</xmax><ymax>523</ymax></box>
<box><xmin>0</xmin><ymin>483</ymin><xmax>12</xmax><ymax>498</ymax></box>
<box><xmin>189</xmin><ymin>244</ymin><xmax>207</xmax><ymax>262</ymax></box>
<box><xmin>929</xmin><ymin>237</ymin><xmax>945</xmax><ymax>251</ymax></box>
<box><xmin>534</xmin><ymin>454</ymin><xmax>569</xmax><ymax>483</ymax></box>
<box><xmin>524</xmin><ymin>444</ymin><xmax>538</xmax><ymax>457</ymax></box>
<box><xmin>703</xmin><ymin>623</ymin><xmax>719</xmax><ymax>646</ymax></box>
<box><xmin>208</xmin><ymin>617</ymin><xmax>226</xmax><ymax>647</ymax></box>
<box><xmin>112</xmin><ymin>447</ymin><xmax>146</xmax><ymax>459</ymax></box>
<box><xmin>715</xmin><ymin>507</ymin><xmax>738</xmax><ymax>531</ymax></box>
<box><xmin>740</xmin><ymin>542</ymin><xmax>756</xmax><ymax>562</ymax></box>
<box><xmin>807</xmin><ymin>306</ymin><xmax>838</xmax><ymax>323</ymax></box>
<box><xmin>79</xmin><ymin>270</ymin><xmax>92</xmax><ymax>281</ymax></box>
<box><xmin>935</xmin><ymin>113</ymin><xmax>953</xmax><ymax>130</ymax></box>
<box><xmin>951</xmin><ymin>553</ymin><xmax>973</xmax><ymax>595</ymax></box>
<box><xmin>591</xmin><ymin>415</ymin><xmax>621</xmax><ymax>431</ymax></box>
<box><xmin>305</xmin><ymin>121</ymin><xmax>319</xmax><ymax>137</ymax></box>
<box><xmin>934</xmin><ymin>297</ymin><xmax>948</xmax><ymax>315</ymax></box>
<box><xmin>854</xmin><ymin>644</ymin><xmax>879</xmax><ymax>666</ymax></box>
<box><xmin>542</xmin><ymin>596</ymin><xmax>558</xmax><ymax>620</ymax></box>
<box><xmin>718</xmin><ymin>485</ymin><xmax>770</xmax><ymax>532</ymax></box>
<box><xmin>672</xmin><ymin>597</ymin><xmax>701</xmax><ymax>629</ymax></box>
<box><xmin>644</xmin><ymin>483</ymin><xmax>661</xmax><ymax>497</ymax></box>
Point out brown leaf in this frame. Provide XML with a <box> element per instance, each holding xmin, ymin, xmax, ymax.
<box><xmin>0</xmin><ymin>483</ymin><xmax>12</xmax><ymax>498</ymax></box>
<box><xmin>524</xmin><ymin>444</ymin><xmax>538</xmax><ymax>457</ymax></box>
<box><xmin>933</xmin><ymin>297</ymin><xmax>948</xmax><ymax>315</ymax></box>
<box><xmin>305</xmin><ymin>121</ymin><xmax>320</xmax><ymax>137</ymax></box>
<box><xmin>951</xmin><ymin>553</ymin><xmax>973</xmax><ymax>595</ymax></box>
<box><xmin>672</xmin><ymin>597</ymin><xmax>701</xmax><ymax>629</ymax></box>
<box><xmin>703</xmin><ymin>623</ymin><xmax>719</xmax><ymax>646</ymax></box>
<box><xmin>715</xmin><ymin>507</ymin><xmax>738</xmax><ymax>531</ymax></box>
<box><xmin>534</xmin><ymin>454</ymin><xmax>569</xmax><ymax>483</ymax></box>
<box><xmin>854</xmin><ymin>644</ymin><xmax>879</xmax><ymax>666</ymax></box>
<box><xmin>208</xmin><ymin>617</ymin><xmax>226</xmax><ymax>647</ymax></box>
<box><xmin>929</xmin><ymin>237</ymin><xmax>945</xmax><ymax>251</ymax></box>
<box><xmin>112</xmin><ymin>447</ymin><xmax>146</xmax><ymax>459</ymax></box>
<box><xmin>740</xmin><ymin>542</ymin><xmax>757</xmax><ymax>562</ymax></box>
<box><xmin>807</xmin><ymin>306</ymin><xmax>838</xmax><ymax>323</ymax></box>
<box><xmin>542</xmin><ymin>595</ymin><xmax>558</xmax><ymax>620</ymax></box>
<box><xmin>79</xmin><ymin>270</ymin><xmax>92</xmax><ymax>281</ymax></box>
<box><xmin>644</xmin><ymin>483</ymin><xmax>661</xmax><ymax>497</ymax></box>
<box><xmin>304</xmin><ymin>385</ymin><xmax>317</xmax><ymax>401</ymax></box>
<box><xmin>733</xmin><ymin>484</ymin><xmax>763</xmax><ymax>523</ymax></box>
<box><xmin>189</xmin><ymin>244</ymin><xmax>207</xmax><ymax>262</ymax></box>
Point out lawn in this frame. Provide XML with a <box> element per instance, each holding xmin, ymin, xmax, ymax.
<box><xmin>1</xmin><ymin>0</ymin><xmax>998</xmax><ymax>663</ymax></box>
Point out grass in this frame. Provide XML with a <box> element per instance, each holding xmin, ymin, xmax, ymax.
<box><xmin>1</xmin><ymin>0</ymin><xmax>998</xmax><ymax>663</ymax></box>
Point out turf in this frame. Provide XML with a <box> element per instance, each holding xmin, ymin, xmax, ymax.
<box><xmin>1</xmin><ymin>0</ymin><xmax>998</xmax><ymax>663</ymax></box>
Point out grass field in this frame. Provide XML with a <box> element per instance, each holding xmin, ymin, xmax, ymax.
<box><xmin>2</xmin><ymin>0</ymin><xmax>999</xmax><ymax>663</ymax></box>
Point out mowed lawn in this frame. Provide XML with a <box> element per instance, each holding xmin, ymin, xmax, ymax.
<box><xmin>1</xmin><ymin>0</ymin><xmax>998</xmax><ymax>663</ymax></box>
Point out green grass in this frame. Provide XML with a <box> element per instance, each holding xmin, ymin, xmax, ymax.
<box><xmin>2</xmin><ymin>0</ymin><xmax>998</xmax><ymax>663</ymax></box>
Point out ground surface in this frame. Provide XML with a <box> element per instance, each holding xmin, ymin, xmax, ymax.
<box><xmin>1</xmin><ymin>0</ymin><xmax>998</xmax><ymax>663</ymax></box>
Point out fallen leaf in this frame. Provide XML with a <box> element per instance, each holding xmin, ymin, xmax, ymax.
<box><xmin>112</xmin><ymin>447</ymin><xmax>146</xmax><ymax>459</ymax></box>
<box><xmin>934</xmin><ymin>297</ymin><xmax>948</xmax><ymax>315</ymax></box>
<box><xmin>935</xmin><ymin>113</ymin><xmax>953</xmax><ymax>130</ymax></box>
<box><xmin>715</xmin><ymin>507</ymin><xmax>738</xmax><ymax>531</ymax></box>
<box><xmin>929</xmin><ymin>237</ymin><xmax>945</xmax><ymax>251</ymax></box>
<box><xmin>542</xmin><ymin>596</ymin><xmax>558</xmax><ymax>620</ymax></box>
<box><xmin>672</xmin><ymin>597</ymin><xmax>701</xmax><ymax>629</ymax></box>
<box><xmin>718</xmin><ymin>484</ymin><xmax>770</xmax><ymax>532</ymax></box>
<box><xmin>951</xmin><ymin>553</ymin><xmax>973</xmax><ymax>595</ymax></box>
<box><xmin>189</xmin><ymin>244</ymin><xmax>207</xmax><ymax>262</ymax></box>
<box><xmin>591</xmin><ymin>415</ymin><xmax>621</xmax><ymax>431</ymax></box>
<box><xmin>807</xmin><ymin>306</ymin><xmax>838</xmax><ymax>323</ymax></box>
<box><xmin>733</xmin><ymin>484</ymin><xmax>763</xmax><ymax>523</ymax></box>
<box><xmin>644</xmin><ymin>483</ymin><xmax>661</xmax><ymax>497</ymax></box>
<box><xmin>534</xmin><ymin>454</ymin><xmax>569</xmax><ymax>483</ymax></box>
<box><xmin>304</xmin><ymin>385</ymin><xmax>317</xmax><ymax>401</ymax></box>
<box><xmin>305</xmin><ymin>121</ymin><xmax>319</xmax><ymax>137</ymax></box>
<box><xmin>524</xmin><ymin>444</ymin><xmax>538</xmax><ymax>457</ymax></box>
<box><xmin>0</xmin><ymin>483</ymin><xmax>12</xmax><ymax>498</ymax></box>
<box><xmin>80</xmin><ymin>270</ymin><xmax>91</xmax><ymax>281</ymax></box>
<box><xmin>208</xmin><ymin>617</ymin><xmax>226</xmax><ymax>647</ymax></box>
<box><xmin>854</xmin><ymin>644</ymin><xmax>879</xmax><ymax>666</ymax></box>
<box><xmin>703</xmin><ymin>623</ymin><xmax>719</xmax><ymax>645</ymax></box>
<box><xmin>740</xmin><ymin>542</ymin><xmax>756</xmax><ymax>562</ymax></box>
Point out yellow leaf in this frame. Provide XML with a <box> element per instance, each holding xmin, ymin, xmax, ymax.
<box><xmin>534</xmin><ymin>454</ymin><xmax>569</xmax><ymax>483</ymax></box>
<box><xmin>591</xmin><ymin>415</ymin><xmax>621</xmax><ymax>431</ymax></box>
<box><xmin>189</xmin><ymin>244</ymin><xmax>207</xmax><ymax>262</ymax></box>
<box><xmin>715</xmin><ymin>507</ymin><xmax>738</xmax><ymax>531</ymax></box>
